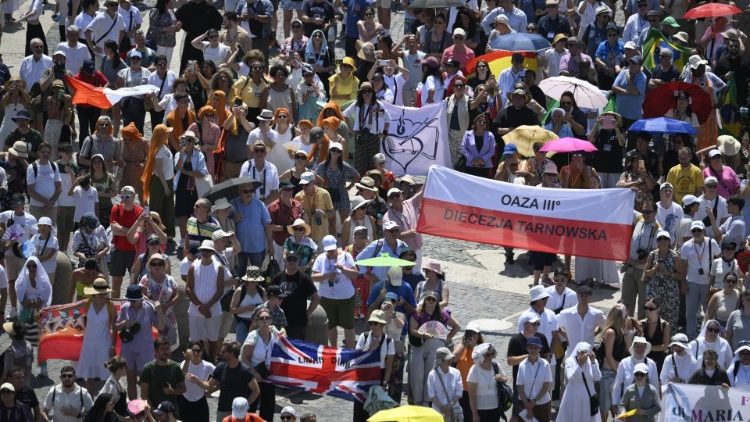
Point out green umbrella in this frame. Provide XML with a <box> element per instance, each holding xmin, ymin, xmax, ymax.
<box><xmin>355</xmin><ymin>253</ymin><xmax>415</xmax><ymax>267</ymax></box>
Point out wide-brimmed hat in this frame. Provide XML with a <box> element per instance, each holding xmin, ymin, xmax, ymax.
<box><xmin>669</xmin><ymin>333</ymin><xmax>689</xmax><ymax>349</ymax></box>
<box><xmin>687</xmin><ymin>55</ymin><xmax>708</xmax><ymax>70</ymax></box>
<box><xmin>350</xmin><ymin>196</ymin><xmax>371</xmax><ymax>213</ymax></box>
<box><xmin>422</xmin><ymin>260</ymin><xmax>443</xmax><ymax>275</ymax></box>
<box><xmin>368</xmin><ymin>310</ymin><xmax>387</xmax><ymax>325</ymax></box>
<box><xmin>83</xmin><ymin>277</ymin><xmax>112</xmax><ymax>296</ymax></box>
<box><xmin>257</xmin><ymin>109</ymin><xmax>274</xmax><ymax>122</ymax></box>
<box><xmin>287</xmin><ymin>218</ymin><xmax>312</xmax><ymax>236</ymax></box>
<box><xmin>146</xmin><ymin>253</ymin><xmax>167</xmax><ymax>268</ymax></box>
<box><xmin>357</xmin><ymin>42</ymin><xmax>376</xmax><ymax>62</ymax></box>
<box><xmin>355</xmin><ymin>176</ymin><xmax>379</xmax><ymax>192</ymax></box>
<box><xmin>718</xmin><ymin>135</ymin><xmax>740</xmax><ymax>157</ymax></box>
<box><xmin>552</xmin><ymin>33</ymin><xmax>568</xmax><ymax>45</ymax></box>
<box><xmin>673</xmin><ymin>32</ymin><xmax>689</xmax><ymax>44</ymax></box>
<box><xmin>198</xmin><ymin>240</ymin><xmax>216</xmax><ymax>253</ymax></box>
<box><xmin>125</xmin><ymin>284</ymin><xmax>144</xmax><ymax>301</ymax></box>
<box><xmin>212</xmin><ymin>197</ymin><xmax>232</xmax><ymax>212</ymax></box>
<box><xmin>341</xmin><ymin>56</ymin><xmax>356</xmax><ymax>69</ymax></box>
<box><xmin>241</xmin><ymin>265</ymin><xmax>265</xmax><ymax>282</ymax></box>
<box><xmin>630</xmin><ymin>336</ymin><xmax>652</xmax><ymax>357</ymax></box>
<box><xmin>11</xmin><ymin>110</ymin><xmax>31</xmax><ymax>122</ymax></box>
<box><xmin>529</xmin><ymin>285</ymin><xmax>549</xmax><ymax>302</ymax></box>
<box><xmin>9</xmin><ymin>141</ymin><xmax>29</xmax><ymax>159</ymax></box>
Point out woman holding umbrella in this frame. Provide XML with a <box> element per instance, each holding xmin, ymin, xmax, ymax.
<box><xmin>666</xmin><ymin>91</ymin><xmax>700</xmax><ymax>135</ymax></box>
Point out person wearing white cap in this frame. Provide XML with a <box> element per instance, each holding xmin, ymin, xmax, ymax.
<box><xmin>557</xmin><ymin>342</ymin><xmax>600</xmax><ymax>422</ymax></box>
<box><xmin>294</xmin><ymin>171</ymin><xmax>335</xmax><ymax>246</ymax></box>
<box><xmin>383</xmin><ymin>185</ymin><xmax>424</xmax><ymax>269</ymax></box>
<box><xmin>240</xmin><ymin>139</ymin><xmax>280</xmax><ymax>205</ymax></box>
<box><xmin>26</xmin><ymin>142</ymin><xmax>62</xmax><ymax>222</ymax></box>
<box><xmin>311</xmin><ymin>234</ymin><xmax>358</xmax><ymax>349</ymax></box>
<box><xmin>186</xmin><ymin>240</ymin><xmax>226</xmax><ymax>361</ymax></box>
<box><xmin>675</xmin><ymin>194</ymin><xmax>700</xmax><ymax>249</ymax></box>
<box><xmin>680</xmin><ymin>220</ymin><xmax>721</xmax><ymax>338</ymax></box>
<box><xmin>516</xmin><ymin>286</ymin><xmax>558</xmax><ymax>356</ymax></box>
<box><xmin>442</xmin><ymin>27</ymin><xmax>475</xmax><ymax>71</ymax></box>
<box><xmin>611</xmin><ymin>336</ymin><xmax>659</xmax><ymax>416</ymax></box>
<box><xmin>29</xmin><ymin>216</ymin><xmax>59</xmax><ymax>281</ymax></box>
<box><xmin>660</xmin><ymin>333</ymin><xmax>699</xmax><ymax>386</ymax></box>
<box><xmin>665</xmin><ymin>146</ymin><xmax>704</xmax><ymax>205</ymax></box>
<box><xmin>655</xmin><ymin>182</ymin><xmax>683</xmax><ymax>245</ymax></box>
<box><xmin>356</xmin><ymin>220</ymin><xmax>410</xmax><ymax>283</ymax></box>
<box><xmin>0</xmin><ymin>380</ymin><xmax>33</xmax><ymax>419</ymax></box>
<box><xmin>280</xmin><ymin>405</ymin><xmax>298</xmax><ymax>421</ymax></box>
<box><xmin>618</xmin><ymin>362</ymin><xmax>661</xmax><ymax>422</ymax></box>
<box><xmin>695</xmin><ymin>176</ymin><xmax>728</xmax><ymax>240</ymax></box>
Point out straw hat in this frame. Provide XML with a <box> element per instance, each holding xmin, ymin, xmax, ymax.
<box><xmin>146</xmin><ymin>253</ymin><xmax>167</xmax><ymax>268</ymax></box>
<box><xmin>368</xmin><ymin>310</ymin><xmax>387</xmax><ymax>325</ymax></box>
<box><xmin>83</xmin><ymin>277</ymin><xmax>112</xmax><ymax>296</ymax></box>
<box><xmin>287</xmin><ymin>218</ymin><xmax>312</xmax><ymax>236</ymax></box>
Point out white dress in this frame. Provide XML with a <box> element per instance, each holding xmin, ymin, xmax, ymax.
<box><xmin>558</xmin><ymin>357</ymin><xmax>602</xmax><ymax>422</ymax></box>
<box><xmin>266</xmin><ymin>131</ymin><xmax>295</xmax><ymax>172</ymax></box>
<box><xmin>575</xmin><ymin>257</ymin><xmax>620</xmax><ymax>285</ymax></box>
<box><xmin>77</xmin><ymin>304</ymin><xmax>112</xmax><ymax>379</ymax></box>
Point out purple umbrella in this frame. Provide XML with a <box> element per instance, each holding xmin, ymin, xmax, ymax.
<box><xmin>538</xmin><ymin>137</ymin><xmax>598</xmax><ymax>153</ymax></box>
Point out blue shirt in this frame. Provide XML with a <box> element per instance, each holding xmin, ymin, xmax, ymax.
<box><xmin>230</xmin><ymin>197</ymin><xmax>271</xmax><ymax>253</ymax></box>
<box><xmin>366</xmin><ymin>280</ymin><xmax>417</xmax><ymax>316</ymax></box>
<box><xmin>356</xmin><ymin>238</ymin><xmax>410</xmax><ymax>282</ymax></box>
<box><xmin>613</xmin><ymin>69</ymin><xmax>647</xmax><ymax>120</ymax></box>
<box><xmin>596</xmin><ymin>40</ymin><xmax>624</xmax><ymax>68</ymax></box>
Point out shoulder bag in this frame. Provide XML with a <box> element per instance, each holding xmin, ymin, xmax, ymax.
<box><xmin>582</xmin><ymin>370</ymin><xmax>599</xmax><ymax>416</ymax></box>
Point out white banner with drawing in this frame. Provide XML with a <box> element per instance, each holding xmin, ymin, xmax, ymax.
<box><xmin>380</xmin><ymin>102</ymin><xmax>451</xmax><ymax>176</ymax></box>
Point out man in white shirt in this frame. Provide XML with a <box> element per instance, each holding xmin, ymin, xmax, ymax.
<box><xmin>241</xmin><ymin>128</ymin><xmax>280</xmax><ymax>205</ymax></box>
<box><xmin>56</xmin><ymin>25</ymin><xmax>92</xmax><ymax>75</ymax></box>
<box><xmin>660</xmin><ymin>333</ymin><xmax>699</xmax><ymax>386</ymax></box>
<box><xmin>680</xmin><ymin>220</ymin><xmax>721</xmax><ymax>338</ymax></box>
<box><xmin>117</xmin><ymin>0</ymin><xmax>142</xmax><ymax>49</ymax></box>
<box><xmin>74</xmin><ymin>1</ymin><xmax>98</xmax><ymax>43</ymax></box>
<box><xmin>656</xmin><ymin>182</ymin><xmax>684</xmax><ymax>246</ymax></box>
<box><xmin>695</xmin><ymin>177</ymin><xmax>728</xmax><ymax>239</ymax></box>
<box><xmin>19</xmin><ymin>38</ymin><xmax>53</xmax><ymax>91</ymax></box>
<box><xmin>544</xmin><ymin>268</ymin><xmax>577</xmax><ymax>314</ymax></box>
<box><xmin>541</xmin><ymin>33</ymin><xmax>568</xmax><ymax>78</ymax></box>
<box><xmin>85</xmin><ymin>0</ymin><xmax>125</xmax><ymax>64</ymax></box>
<box><xmin>42</xmin><ymin>366</ymin><xmax>94</xmax><ymax>422</ymax></box>
<box><xmin>190</xmin><ymin>28</ymin><xmax>232</xmax><ymax>67</ymax></box>
<box><xmin>557</xmin><ymin>286</ymin><xmax>604</xmax><ymax>359</ymax></box>
<box><xmin>516</xmin><ymin>337</ymin><xmax>553</xmax><ymax>421</ymax></box>
<box><xmin>497</xmin><ymin>53</ymin><xmax>527</xmax><ymax>108</ymax></box>
<box><xmin>517</xmin><ymin>286</ymin><xmax>559</xmax><ymax>354</ymax></box>
<box><xmin>727</xmin><ymin>343</ymin><xmax>750</xmax><ymax>390</ymax></box>
<box><xmin>622</xmin><ymin>0</ymin><xmax>648</xmax><ymax>44</ymax></box>
<box><xmin>26</xmin><ymin>143</ymin><xmax>62</xmax><ymax>222</ymax></box>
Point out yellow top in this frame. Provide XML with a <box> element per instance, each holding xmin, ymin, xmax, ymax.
<box><xmin>232</xmin><ymin>77</ymin><xmax>268</xmax><ymax>109</ymax></box>
<box><xmin>666</xmin><ymin>164</ymin><xmax>704</xmax><ymax>204</ymax></box>
<box><xmin>328</xmin><ymin>74</ymin><xmax>359</xmax><ymax>107</ymax></box>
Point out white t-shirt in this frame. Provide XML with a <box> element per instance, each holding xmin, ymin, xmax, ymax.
<box><xmin>516</xmin><ymin>358</ymin><xmax>553</xmax><ymax>405</ymax></box>
<box><xmin>419</xmin><ymin>75</ymin><xmax>445</xmax><ymax>105</ymax></box>
<box><xmin>181</xmin><ymin>359</ymin><xmax>215</xmax><ymax>402</ymax></box>
<box><xmin>56</xmin><ymin>43</ymin><xmax>92</xmax><ymax>75</ymax></box>
<box><xmin>180</xmin><ymin>257</ymin><xmax>194</xmax><ymax>280</ymax></box>
<box><xmin>31</xmin><ymin>234</ymin><xmax>59</xmax><ymax>274</ymax></box>
<box><xmin>355</xmin><ymin>332</ymin><xmax>396</xmax><ymax>368</ymax></box>
<box><xmin>383</xmin><ymin>73</ymin><xmax>407</xmax><ymax>106</ymax></box>
<box><xmin>72</xmin><ymin>186</ymin><xmax>99</xmax><ymax>224</ymax></box>
<box><xmin>56</xmin><ymin>165</ymin><xmax>76</xmax><ymax>208</ymax></box>
<box><xmin>26</xmin><ymin>162</ymin><xmax>62</xmax><ymax>207</ymax></box>
<box><xmin>0</xmin><ymin>211</ymin><xmax>38</xmax><ymax>257</ymax></box>
<box><xmin>467</xmin><ymin>364</ymin><xmax>500</xmax><ymax>410</ymax></box>
<box><xmin>656</xmin><ymin>201</ymin><xmax>684</xmax><ymax>242</ymax></box>
<box><xmin>155</xmin><ymin>146</ymin><xmax>175</xmax><ymax>180</ymax></box>
<box><xmin>680</xmin><ymin>238</ymin><xmax>721</xmax><ymax>284</ymax></box>
<box><xmin>43</xmin><ymin>384</ymin><xmax>94</xmax><ymax>422</ymax></box>
<box><xmin>201</xmin><ymin>42</ymin><xmax>232</xmax><ymax>66</ymax></box>
<box><xmin>147</xmin><ymin>70</ymin><xmax>177</xmax><ymax>100</ymax></box>
<box><xmin>710</xmin><ymin>257</ymin><xmax>740</xmax><ymax>289</ymax></box>
<box><xmin>312</xmin><ymin>251</ymin><xmax>356</xmax><ymax>299</ymax></box>
<box><xmin>695</xmin><ymin>195</ymin><xmax>729</xmax><ymax>238</ymax></box>
<box><xmin>86</xmin><ymin>11</ymin><xmax>126</xmax><ymax>49</ymax></box>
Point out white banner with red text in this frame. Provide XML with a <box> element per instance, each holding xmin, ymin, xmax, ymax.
<box><xmin>658</xmin><ymin>383</ymin><xmax>749</xmax><ymax>422</ymax></box>
<box><xmin>416</xmin><ymin>166</ymin><xmax>635</xmax><ymax>261</ymax></box>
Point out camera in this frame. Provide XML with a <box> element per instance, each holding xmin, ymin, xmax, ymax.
<box><xmin>636</xmin><ymin>248</ymin><xmax>649</xmax><ymax>260</ymax></box>
<box><xmin>698</xmin><ymin>268</ymin><xmax>705</xmax><ymax>275</ymax></box>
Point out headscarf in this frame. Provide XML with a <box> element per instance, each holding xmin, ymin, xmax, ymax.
<box><xmin>141</xmin><ymin>124</ymin><xmax>171</xmax><ymax>202</ymax></box>
<box><xmin>273</xmin><ymin>107</ymin><xmax>294</xmax><ymax>125</ymax></box>
<box><xmin>121</xmin><ymin>122</ymin><xmax>142</xmax><ymax>141</ymax></box>
<box><xmin>316</xmin><ymin>102</ymin><xmax>345</xmax><ymax>128</ymax></box>
<box><xmin>166</xmin><ymin>108</ymin><xmax>196</xmax><ymax>146</ymax></box>
<box><xmin>471</xmin><ymin>342</ymin><xmax>493</xmax><ymax>364</ymax></box>
<box><xmin>15</xmin><ymin>256</ymin><xmax>52</xmax><ymax>309</ymax></box>
<box><xmin>209</xmin><ymin>91</ymin><xmax>228</xmax><ymax>126</ymax></box>
<box><xmin>304</xmin><ymin>30</ymin><xmax>329</xmax><ymax>67</ymax></box>
<box><xmin>564</xmin><ymin>342</ymin><xmax>596</xmax><ymax>379</ymax></box>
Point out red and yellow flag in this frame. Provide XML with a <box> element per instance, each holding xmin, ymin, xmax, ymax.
<box><xmin>465</xmin><ymin>51</ymin><xmax>538</xmax><ymax>77</ymax></box>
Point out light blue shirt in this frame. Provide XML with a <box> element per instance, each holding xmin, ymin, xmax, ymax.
<box><xmin>481</xmin><ymin>6</ymin><xmax>527</xmax><ymax>35</ymax></box>
<box><xmin>613</xmin><ymin>69</ymin><xmax>647</xmax><ymax>120</ymax></box>
<box><xmin>230</xmin><ymin>196</ymin><xmax>271</xmax><ymax>253</ymax></box>
<box><xmin>356</xmin><ymin>238</ymin><xmax>410</xmax><ymax>282</ymax></box>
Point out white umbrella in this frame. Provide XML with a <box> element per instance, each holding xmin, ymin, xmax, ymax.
<box><xmin>538</xmin><ymin>76</ymin><xmax>608</xmax><ymax>109</ymax></box>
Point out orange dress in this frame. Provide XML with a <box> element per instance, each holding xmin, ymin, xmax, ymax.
<box><xmin>122</xmin><ymin>139</ymin><xmax>149</xmax><ymax>198</ymax></box>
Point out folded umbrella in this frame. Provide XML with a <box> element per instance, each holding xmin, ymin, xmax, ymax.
<box><xmin>642</xmin><ymin>81</ymin><xmax>711</xmax><ymax>123</ymax></box>
<box><xmin>503</xmin><ymin>125</ymin><xmax>558</xmax><ymax>157</ymax></box>
<box><xmin>487</xmin><ymin>32</ymin><xmax>551</xmax><ymax>52</ymax></box>
<box><xmin>538</xmin><ymin>137</ymin><xmax>598</xmax><ymax>153</ymax></box>
<box><xmin>683</xmin><ymin>3</ymin><xmax>742</xmax><ymax>19</ymax></box>
<box><xmin>628</xmin><ymin>117</ymin><xmax>697</xmax><ymax>135</ymax></box>
<box><xmin>538</xmin><ymin>76</ymin><xmax>608</xmax><ymax>109</ymax></box>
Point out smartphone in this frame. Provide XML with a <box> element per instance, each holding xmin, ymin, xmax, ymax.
<box><xmin>378</xmin><ymin>59</ymin><xmax>389</xmax><ymax>66</ymax></box>
<box><xmin>638</xmin><ymin>159</ymin><xmax>646</xmax><ymax>172</ymax></box>
<box><xmin>602</xmin><ymin>116</ymin><xmax>615</xmax><ymax>130</ymax></box>
<box><xmin>143</xmin><ymin>206</ymin><xmax>149</xmax><ymax>215</ymax></box>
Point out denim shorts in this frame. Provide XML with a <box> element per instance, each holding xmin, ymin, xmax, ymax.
<box><xmin>597</xmin><ymin>368</ymin><xmax>617</xmax><ymax>412</ymax></box>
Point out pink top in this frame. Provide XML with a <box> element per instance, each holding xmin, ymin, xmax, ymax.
<box><xmin>703</xmin><ymin>165</ymin><xmax>739</xmax><ymax>198</ymax></box>
<box><xmin>441</xmin><ymin>45</ymin><xmax>476</xmax><ymax>73</ymax></box>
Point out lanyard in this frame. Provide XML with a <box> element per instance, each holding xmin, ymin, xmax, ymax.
<box><xmin>637</xmin><ymin>221</ymin><xmax>655</xmax><ymax>250</ymax></box>
<box><xmin>526</xmin><ymin>360</ymin><xmax>542</xmax><ymax>399</ymax></box>
<box><xmin>693</xmin><ymin>241</ymin><xmax>706</xmax><ymax>265</ymax></box>
<box><xmin>252</xmin><ymin>165</ymin><xmax>267</xmax><ymax>196</ymax></box>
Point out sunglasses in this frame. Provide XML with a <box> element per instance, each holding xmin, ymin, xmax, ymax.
<box><xmin>330</xmin><ymin>149</ymin><xmax>342</xmax><ymax>153</ymax></box>
<box><xmin>293</xmin><ymin>227</ymin><xmax>305</xmax><ymax>231</ymax></box>
<box><xmin>634</xmin><ymin>373</ymin><xmax>647</xmax><ymax>377</ymax></box>
<box><xmin>257</xmin><ymin>316</ymin><xmax>271</xmax><ymax>321</ymax></box>
<box><xmin>691</xmin><ymin>229</ymin><xmax>703</xmax><ymax>233</ymax></box>
<box><xmin>150</xmin><ymin>261</ymin><xmax>165</xmax><ymax>267</ymax></box>
<box><xmin>644</xmin><ymin>306</ymin><xmax>657</xmax><ymax>311</ymax></box>
<box><xmin>277</xmin><ymin>114</ymin><xmax>289</xmax><ymax>118</ymax></box>
<box><xmin>281</xmin><ymin>417</ymin><xmax>294</xmax><ymax>421</ymax></box>
<box><xmin>120</xmin><ymin>194</ymin><xmax>132</xmax><ymax>200</ymax></box>
<box><xmin>425</xmin><ymin>297</ymin><xmax>437</xmax><ymax>302</ymax></box>
<box><xmin>254</xmin><ymin>149</ymin><xmax>267</xmax><ymax>153</ymax></box>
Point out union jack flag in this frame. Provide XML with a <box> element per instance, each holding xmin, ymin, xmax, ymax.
<box><xmin>268</xmin><ymin>336</ymin><xmax>384</xmax><ymax>403</ymax></box>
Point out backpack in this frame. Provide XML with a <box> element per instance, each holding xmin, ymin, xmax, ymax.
<box><xmin>31</xmin><ymin>161</ymin><xmax>57</xmax><ymax>178</ymax></box>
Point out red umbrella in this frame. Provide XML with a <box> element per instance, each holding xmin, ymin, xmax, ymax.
<box><xmin>683</xmin><ymin>3</ymin><xmax>742</xmax><ymax>19</ymax></box>
<box><xmin>643</xmin><ymin>81</ymin><xmax>711</xmax><ymax>123</ymax></box>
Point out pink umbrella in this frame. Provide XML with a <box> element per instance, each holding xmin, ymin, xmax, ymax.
<box><xmin>538</xmin><ymin>137</ymin><xmax>598</xmax><ymax>153</ymax></box>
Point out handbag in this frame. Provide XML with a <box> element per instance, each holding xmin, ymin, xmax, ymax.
<box><xmin>582</xmin><ymin>371</ymin><xmax>599</xmax><ymax>416</ymax></box>
<box><xmin>492</xmin><ymin>363</ymin><xmax>513</xmax><ymax>415</ymax></box>
<box><xmin>220</xmin><ymin>287</ymin><xmax>235</xmax><ymax>312</ymax></box>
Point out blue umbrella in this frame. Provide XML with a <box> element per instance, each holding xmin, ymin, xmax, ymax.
<box><xmin>628</xmin><ymin>117</ymin><xmax>697</xmax><ymax>135</ymax></box>
<box><xmin>488</xmin><ymin>33</ymin><xmax>551</xmax><ymax>52</ymax></box>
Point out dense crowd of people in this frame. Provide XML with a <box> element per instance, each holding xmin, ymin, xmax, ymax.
<box><xmin>0</xmin><ymin>0</ymin><xmax>750</xmax><ymax>420</ymax></box>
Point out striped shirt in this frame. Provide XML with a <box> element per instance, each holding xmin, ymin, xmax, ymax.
<box><xmin>188</xmin><ymin>260</ymin><xmax>222</xmax><ymax>317</ymax></box>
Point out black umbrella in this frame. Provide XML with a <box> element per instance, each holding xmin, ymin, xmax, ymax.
<box><xmin>202</xmin><ymin>177</ymin><xmax>260</xmax><ymax>204</ymax></box>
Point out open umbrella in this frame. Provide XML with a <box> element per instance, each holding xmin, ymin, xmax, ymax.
<box><xmin>409</xmin><ymin>0</ymin><xmax>463</xmax><ymax>7</ymax></box>
<box><xmin>683</xmin><ymin>3</ymin><xmax>742</xmax><ymax>19</ymax></box>
<box><xmin>503</xmin><ymin>125</ymin><xmax>558</xmax><ymax>157</ymax></box>
<box><xmin>202</xmin><ymin>176</ymin><xmax>260</xmax><ymax>203</ymax></box>
<box><xmin>628</xmin><ymin>117</ymin><xmax>697</xmax><ymax>135</ymax></box>
<box><xmin>368</xmin><ymin>405</ymin><xmax>444</xmax><ymax>422</ymax></box>
<box><xmin>355</xmin><ymin>254</ymin><xmax>417</xmax><ymax>267</ymax></box>
<box><xmin>487</xmin><ymin>33</ymin><xmax>551</xmax><ymax>52</ymax></box>
<box><xmin>538</xmin><ymin>76</ymin><xmax>608</xmax><ymax>109</ymax></box>
<box><xmin>643</xmin><ymin>81</ymin><xmax>711</xmax><ymax>123</ymax></box>
<box><xmin>538</xmin><ymin>137</ymin><xmax>598</xmax><ymax>153</ymax></box>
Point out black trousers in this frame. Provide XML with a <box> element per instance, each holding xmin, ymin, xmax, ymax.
<box><xmin>249</xmin><ymin>381</ymin><xmax>275</xmax><ymax>422</ymax></box>
<box><xmin>149</xmin><ymin>110</ymin><xmax>166</xmax><ymax>131</ymax></box>
<box><xmin>25</xmin><ymin>23</ymin><xmax>48</xmax><ymax>56</ymax></box>
<box><xmin>76</xmin><ymin>105</ymin><xmax>101</xmax><ymax>146</ymax></box>
<box><xmin>122</xmin><ymin>97</ymin><xmax>146</xmax><ymax>134</ymax></box>
<box><xmin>460</xmin><ymin>390</ymin><xmax>473</xmax><ymax>422</ymax></box>
<box><xmin>178</xmin><ymin>395</ymin><xmax>209</xmax><ymax>422</ymax></box>
<box><xmin>285</xmin><ymin>325</ymin><xmax>307</xmax><ymax>340</ymax></box>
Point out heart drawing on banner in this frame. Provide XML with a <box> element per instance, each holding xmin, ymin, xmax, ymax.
<box><xmin>382</xmin><ymin>111</ymin><xmax>439</xmax><ymax>174</ymax></box>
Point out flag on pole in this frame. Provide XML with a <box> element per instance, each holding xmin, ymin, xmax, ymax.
<box><xmin>642</xmin><ymin>29</ymin><xmax>691</xmax><ymax>72</ymax></box>
<box><xmin>720</xmin><ymin>75</ymin><xmax>741</xmax><ymax>137</ymax></box>
<box><xmin>268</xmin><ymin>336</ymin><xmax>384</xmax><ymax>403</ymax></box>
<box><xmin>66</xmin><ymin>77</ymin><xmax>160</xmax><ymax>110</ymax></box>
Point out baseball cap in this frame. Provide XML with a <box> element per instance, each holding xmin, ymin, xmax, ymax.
<box><xmin>322</xmin><ymin>235</ymin><xmax>338</xmax><ymax>251</ymax></box>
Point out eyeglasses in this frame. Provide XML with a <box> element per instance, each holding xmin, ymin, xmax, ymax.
<box><xmin>257</xmin><ymin>316</ymin><xmax>271</xmax><ymax>321</ymax></box>
<box><xmin>644</xmin><ymin>306</ymin><xmax>657</xmax><ymax>311</ymax></box>
<box><xmin>607</xmin><ymin>33</ymin><xmax>618</xmax><ymax>37</ymax></box>
<box><xmin>277</xmin><ymin>114</ymin><xmax>289</xmax><ymax>118</ymax></box>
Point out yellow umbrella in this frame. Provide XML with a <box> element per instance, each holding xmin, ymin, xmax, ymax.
<box><xmin>367</xmin><ymin>405</ymin><xmax>444</xmax><ymax>422</ymax></box>
<box><xmin>502</xmin><ymin>125</ymin><xmax>558</xmax><ymax>157</ymax></box>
